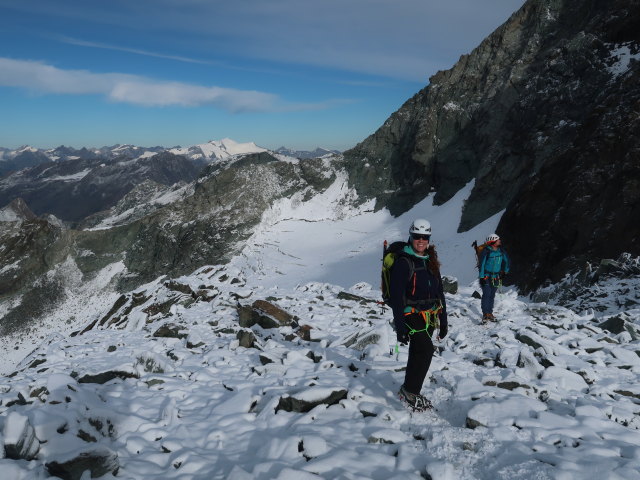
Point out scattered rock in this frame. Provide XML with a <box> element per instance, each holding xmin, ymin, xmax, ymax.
<box><xmin>252</xmin><ymin>299</ymin><xmax>296</xmax><ymax>326</ymax></box>
<box><xmin>153</xmin><ymin>324</ymin><xmax>187</xmax><ymax>339</ymax></box>
<box><xmin>237</xmin><ymin>330</ymin><xmax>257</xmax><ymax>349</ymax></box>
<box><xmin>598</xmin><ymin>316</ymin><xmax>626</xmax><ymax>335</ymax></box>
<box><xmin>78</xmin><ymin>370</ymin><xmax>138</xmax><ymax>384</ymax></box>
<box><xmin>516</xmin><ymin>332</ymin><xmax>544</xmax><ymax>351</ymax></box>
<box><xmin>259</xmin><ymin>354</ymin><xmax>275</xmax><ymax>365</ymax></box>
<box><xmin>337</xmin><ymin>291</ymin><xmax>377</xmax><ymax>304</ymax></box>
<box><xmin>496</xmin><ymin>381</ymin><xmax>530</xmax><ymax>391</ymax></box>
<box><xmin>442</xmin><ymin>276</ymin><xmax>458</xmax><ymax>294</ymax></box>
<box><xmin>237</xmin><ymin>300</ymin><xmax>296</xmax><ymax>330</ymax></box>
<box><xmin>341</xmin><ymin>329</ymin><xmax>380</xmax><ymax>351</ymax></box>
<box><xmin>164</xmin><ymin>280</ymin><xmax>197</xmax><ymax>297</ymax></box>
<box><xmin>296</xmin><ymin>325</ymin><xmax>316</xmax><ymax>341</ymax></box>
<box><xmin>276</xmin><ymin>389</ymin><xmax>348</xmax><ymax>413</ymax></box>
<box><xmin>46</xmin><ymin>447</ymin><xmax>119</xmax><ymax>480</ymax></box>
<box><xmin>3</xmin><ymin>412</ymin><xmax>40</xmax><ymax>460</ymax></box>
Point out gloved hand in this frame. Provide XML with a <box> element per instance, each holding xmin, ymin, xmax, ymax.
<box><xmin>438</xmin><ymin>311</ymin><xmax>448</xmax><ymax>339</ymax></box>
<box><xmin>397</xmin><ymin>329</ymin><xmax>410</xmax><ymax>345</ymax></box>
<box><xmin>479</xmin><ymin>276</ymin><xmax>488</xmax><ymax>286</ymax></box>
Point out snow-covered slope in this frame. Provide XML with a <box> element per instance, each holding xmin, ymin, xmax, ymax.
<box><xmin>1</xmin><ymin>262</ymin><xmax>638</xmax><ymax>479</ymax></box>
<box><xmin>232</xmin><ymin>179</ymin><xmax>499</xmax><ymax>289</ymax></box>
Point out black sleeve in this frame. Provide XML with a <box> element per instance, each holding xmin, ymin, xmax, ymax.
<box><xmin>389</xmin><ymin>256</ymin><xmax>410</xmax><ymax>333</ymax></box>
<box><xmin>438</xmin><ymin>274</ymin><xmax>448</xmax><ymax>333</ymax></box>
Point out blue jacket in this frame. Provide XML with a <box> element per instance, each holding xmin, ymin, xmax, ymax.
<box><xmin>389</xmin><ymin>245</ymin><xmax>447</xmax><ymax>337</ymax></box>
<box><xmin>478</xmin><ymin>246</ymin><xmax>510</xmax><ymax>278</ymax></box>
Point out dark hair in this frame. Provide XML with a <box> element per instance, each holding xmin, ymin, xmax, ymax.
<box><xmin>426</xmin><ymin>245</ymin><xmax>441</xmax><ymax>276</ymax></box>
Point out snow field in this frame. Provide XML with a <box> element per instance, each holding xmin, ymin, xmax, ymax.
<box><xmin>1</xmin><ymin>264</ymin><xmax>638</xmax><ymax>479</ymax></box>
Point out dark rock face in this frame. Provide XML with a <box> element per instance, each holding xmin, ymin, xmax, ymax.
<box><xmin>3</xmin><ymin>412</ymin><xmax>40</xmax><ymax>460</ymax></box>
<box><xmin>0</xmin><ymin>218</ymin><xmax>67</xmax><ymax>334</ymax></box>
<box><xmin>0</xmin><ymin>197</ymin><xmax>37</xmax><ymax>221</ymax></box>
<box><xmin>342</xmin><ymin>0</ymin><xmax>640</xmax><ymax>291</ymax></box>
<box><xmin>500</xmin><ymin>58</ymin><xmax>640</xmax><ymax>291</ymax></box>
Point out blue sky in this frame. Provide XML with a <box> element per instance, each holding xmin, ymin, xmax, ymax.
<box><xmin>0</xmin><ymin>0</ymin><xmax>525</xmax><ymax>151</ymax></box>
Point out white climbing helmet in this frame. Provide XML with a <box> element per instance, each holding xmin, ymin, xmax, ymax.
<box><xmin>486</xmin><ymin>233</ymin><xmax>500</xmax><ymax>244</ymax></box>
<box><xmin>409</xmin><ymin>219</ymin><xmax>432</xmax><ymax>236</ymax></box>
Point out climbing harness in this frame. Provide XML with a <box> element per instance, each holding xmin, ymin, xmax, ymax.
<box><xmin>403</xmin><ymin>301</ymin><xmax>442</xmax><ymax>335</ymax></box>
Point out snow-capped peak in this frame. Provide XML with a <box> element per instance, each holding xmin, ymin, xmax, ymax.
<box><xmin>168</xmin><ymin>138</ymin><xmax>267</xmax><ymax>162</ymax></box>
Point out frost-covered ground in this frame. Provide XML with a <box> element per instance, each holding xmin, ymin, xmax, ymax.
<box><xmin>1</xmin><ymin>180</ymin><xmax>639</xmax><ymax>479</ymax></box>
<box><xmin>1</xmin><ymin>264</ymin><xmax>639</xmax><ymax>479</ymax></box>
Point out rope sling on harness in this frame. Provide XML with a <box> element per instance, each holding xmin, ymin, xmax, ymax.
<box><xmin>403</xmin><ymin>301</ymin><xmax>442</xmax><ymax>335</ymax></box>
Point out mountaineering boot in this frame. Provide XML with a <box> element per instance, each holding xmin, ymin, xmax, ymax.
<box><xmin>482</xmin><ymin>313</ymin><xmax>491</xmax><ymax>324</ymax></box>
<box><xmin>487</xmin><ymin>313</ymin><xmax>496</xmax><ymax>322</ymax></box>
<box><xmin>398</xmin><ymin>385</ymin><xmax>433</xmax><ymax>412</ymax></box>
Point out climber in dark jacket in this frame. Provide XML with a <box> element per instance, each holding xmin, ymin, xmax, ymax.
<box><xmin>389</xmin><ymin>219</ymin><xmax>448</xmax><ymax>411</ymax></box>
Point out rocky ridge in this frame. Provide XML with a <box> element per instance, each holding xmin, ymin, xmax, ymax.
<box><xmin>342</xmin><ymin>0</ymin><xmax>640</xmax><ymax>291</ymax></box>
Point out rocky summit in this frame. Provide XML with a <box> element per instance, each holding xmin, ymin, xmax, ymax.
<box><xmin>342</xmin><ymin>0</ymin><xmax>640</xmax><ymax>291</ymax></box>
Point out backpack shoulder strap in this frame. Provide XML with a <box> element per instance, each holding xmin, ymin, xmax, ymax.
<box><xmin>397</xmin><ymin>252</ymin><xmax>417</xmax><ymax>284</ymax></box>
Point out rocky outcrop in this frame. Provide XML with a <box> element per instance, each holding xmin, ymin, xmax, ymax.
<box><xmin>342</xmin><ymin>0</ymin><xmax>640</xmax><ymax>290</ymax></box>
<box><xmin>0</xmin><ymin>197</ymin><xmax>37</xmax><ymax>222</ymax></box>
<box><xmin>0</xmin><ymin>218</ymin><xmax>68</xmax><ymax>334</ymax></box>
<box><xmin>499</xmin><ymin>52</ymin><xmax>640</xmax><ymax>290</ymax></box>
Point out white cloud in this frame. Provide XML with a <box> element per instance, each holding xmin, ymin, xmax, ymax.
<box><xmin>134</xmin><ymin>0</ymin><xmax>528</xmax><ymax>82</ymax></box>
<box><xmin>0</xmin><ymin>57</ymin><xmax>342</xmax><ymax>112</ymax></box>
<box><xmin>58</xmin><ymin>36</ymin><xmax>216</xmax><ymax>66</ymax></box>
<box><xmin>7</xmin><ymin>0</ymin><xmax>526</xmax><ymax>82</ymax></box>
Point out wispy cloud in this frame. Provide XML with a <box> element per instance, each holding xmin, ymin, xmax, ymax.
<box><xmin>0</xmin><ymin>57</ymin><xmax>345</xmax><ymax>112</ymax></box>
<box><xmin>58</xmin><ymin>36</ymin><xmax>215</xmax><ymax>66</ymax></box>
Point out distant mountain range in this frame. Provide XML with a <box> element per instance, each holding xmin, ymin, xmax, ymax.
<box><xmin>0</xmin><ymin>140</ymin><xmax>341</xmax><ymax>177</ymax></box>
<box><xmin>274</xmin><ymin>146</ymin><xmax>341</xmax><ymax>159</ymax></box>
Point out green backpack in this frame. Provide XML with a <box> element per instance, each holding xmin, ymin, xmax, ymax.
<box><xmin>381</xmin><ymin>240</ymin><xmax>411</xmax><ymax>305</ymax></box>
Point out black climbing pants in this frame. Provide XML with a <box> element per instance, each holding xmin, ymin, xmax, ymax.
<box><xmin>403</xmin><ymin>312</ymin><xmax>435</xmax><ymax>395</ymax></box>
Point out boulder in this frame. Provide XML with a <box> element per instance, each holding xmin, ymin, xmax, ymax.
<box><xmin>237</xmin><ymin>300</ymin><xmax>296</xmax><ymax>329</ymax></box>
<box><xmin>442</xmin><ymin>276</ymin><xmax>458</xmax><ymax>295</ymax></box>
<box><xmin>3</xmin><ymin>412</ymin><xmax>40</xmax><ymax>460</ymax></box>
<box><xmin>46</xmin><ymin>447</ymin><xmax>119</xmax><ymax>480</ymax></box>
<box><xmin>276</xmin><ymin>388</ymin><xmax>348</xmax><ymax>413</ymax></box>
